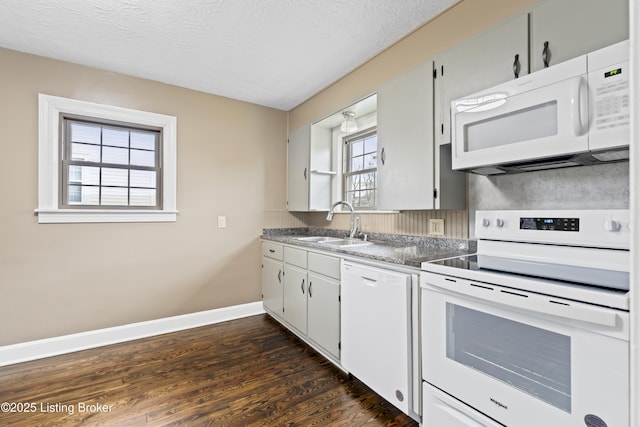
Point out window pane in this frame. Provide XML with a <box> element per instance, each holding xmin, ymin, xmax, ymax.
<box><xmin>70</xmin><ymin>123</ymin><xmax>100</xmax><ymax>145</ymax></box>
<box><xmin>359</xmin><ymin>189</ymin><xmax>376</xmax><ymax>208</ymax></box>
<box><xmin>101</xmin><ymin>187</ymin><xmax>128</xmax><ymax>206</ymax></box>
<box><xmin>351</xmin><ymin>156</ymin><xmax>363</xmax><ymax>172</ymax></box>
<box><xmin>131</xmin><ymin>132</ymin><xmax>156</xmax><ymax>150</ymax></box>
<box><xmin>69</xmin><ymin>165</ymin><xmax>99</xmax><ymax>185</ymax></box>
<box><xmin>103</xmin><ymin>128</ymin><xmax>129</xmax><ymax>148</ymax></box>
<box><xmin>71</xmin><ymin>143</ymin><xmax>101</xmax><ymax>163</ymax></box>
<box><xmin>346</xmin><ymin>191</ymin><xmax>359</xmax><ymax>206</ymax></box>
<box><xmin>361</xmin><ymin>172</ymin><xmax>377</xmax><ymax>190</ymax></box>
<box><xmin>130</xmin><ymin>170</ymin><xmax>156</xmax><ymax>188</ymax></box>
<box><xmin>103</xmin><ymin>146</ymin><xmax>129</xmax><ymax>165</ymax></box>
<box><xmin>351</xmin><ymin>140</ymin><xmax>363</xmax><ymax>157</ymax></box>
<box><xmin>364</xmin><ymin>152</ymin><xmax>377</xmax><ymax>169</ymax></box>
<box><xmin>346</xmin><ymin>175</ymin><xmax>361</xmax><ymax>192</ymax></box>
<box><xmin>101</xmin><ymin>167</ymin><xmax>128</xmax><ymax>187</ymax></box>
<box><xmin>130</xmin><ymin>188</ymin><xmax>156</xmax><ymax>206</ymax></box>
<box><xmin>130</xmin><ymin>149</ymin><xmax>155</xmax><ymax>167</ymax></box>
<box><xmin>68</xmin><ymin>185</ymin><xmax>99</xmax><ymax>205</ymax></box>
<box><xmin>364</xmin><ymin>136</ymin><xmax>377</xmax><ymax>154</ymax></box>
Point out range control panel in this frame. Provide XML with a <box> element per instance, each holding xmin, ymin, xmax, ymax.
<box><xmin>520</xmin><ymin>217</ymin><xmax>579</xmax><ymax>232</ymax></box>
<box><xmin>476</xmin><ymin>209</ymin><xmax>629</xmax><ymax>249</ymax></box>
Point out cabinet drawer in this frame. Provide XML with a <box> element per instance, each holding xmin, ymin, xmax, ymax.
<box><xmin>308</xmin><ymin>252</ymin><xmax>340</xmax><ymax>280</ymax></box>
<box><xmin>284</xmin><ymin>246</ymin><xmax>307</xmax><ymax>268</ymax></box>
<box><xmin>262</xmin><ymin>241</ymin><xmax>283</xmax><ymax>260</ymax></box>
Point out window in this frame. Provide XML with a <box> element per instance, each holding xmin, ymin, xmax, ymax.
<box><xmin>61</xmin><ymin>118</ymin><xmax>161</xmax><ymax>209</ymax></box>
<box><xmin>37</xmin><ymin>94</ymin><xmax>177</xmax><ymax>223</ymax></box>
<box><xmin>343</xmin><ymin>129</ymin><xmax>377</xmax><ymax>209</ymax></box>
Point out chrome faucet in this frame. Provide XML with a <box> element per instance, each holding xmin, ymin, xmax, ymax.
<box><xmin>326</xmin><ymin>201</ymin><xmax>359</xmax><ymax>238</ymax></box>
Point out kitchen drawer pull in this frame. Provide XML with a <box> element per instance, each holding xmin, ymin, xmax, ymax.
<box><xmin>301</xmin><ymin>278</ymin><xmax>305</xmax><ymax>294</ymax></box>
<box><xmin>513</xmin><ymin>54</ymin><xmax>520</xmax><ymax>78</ymax></box>
<box><xmin>542</xmin><ymin>41</ymin><xmax>550</xmax><ymax>68</ymax></box>
<box><xmin>269</xmin><ymin>249</ymin><xmax>275</xmax><ymax>253</ymax></box>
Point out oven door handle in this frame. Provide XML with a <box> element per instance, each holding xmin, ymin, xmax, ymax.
<box><xmin>427</xmin><ymin>280</ymin><xmax>619</xmax><ymax>327</ymax></box>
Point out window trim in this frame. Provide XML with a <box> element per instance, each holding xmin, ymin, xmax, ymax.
<box><xmin>36</xmin><ymin>94</ymin><xmax>177</xmax><ymax>223</ymax></box>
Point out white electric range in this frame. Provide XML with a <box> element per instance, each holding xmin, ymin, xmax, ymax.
<box><xmin>420</xmin><ymin>210</ymin><xmax>630</xmax><ymax>427</ymax></box>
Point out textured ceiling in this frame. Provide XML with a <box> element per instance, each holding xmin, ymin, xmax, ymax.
<box><xmin>0</xmin><ymin>0</ymin><xmax>458</xmax><ymax>110</ymax></box>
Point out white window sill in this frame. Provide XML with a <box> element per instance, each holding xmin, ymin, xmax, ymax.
<box><xmin>35</xmin><ymin>209</ymin><xmax>178</xmax><ymax>224</ymax></box>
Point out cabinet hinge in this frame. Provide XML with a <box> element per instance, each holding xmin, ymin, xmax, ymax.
<box><xmin>338</xmin><ymin>342</ymin><xmax>341</xmax><ymax>350</ymax></box>
<box><xmin>434</xmin><ymin>189</ymin><xmax>438</xmax><ymax>199</ymax></box>
<box><xmin>441</xmin><ymin>123</ymin><xmax>444</xmax><ymax>135</ymax></box>
<box><xmin>441</xmin><ymin>65</ymin><xmax>444</xmax><ymax>76</ymax></box>
<box><xmin>433</xmin><ymin>68</ymin><xmax>437</xmax><ymax>79</ymax></box>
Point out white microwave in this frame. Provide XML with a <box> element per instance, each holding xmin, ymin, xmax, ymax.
<box><xmin>451</xmin><ymin>40</ymin><xmax>629</xmax><ymax>175</ymax></box>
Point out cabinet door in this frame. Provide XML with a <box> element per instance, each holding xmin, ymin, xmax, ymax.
<box><xmin>283</xmin><ymin>264</ymin><xmax>308</xmax><ymax>334</ymax></box>
<box><xmin>530</xmin><ymin>0</ymin><xmax>628</xmax><ymax>72</ymax></box>
<box><xmin>307</xmin><ymin>272</ymin><xmax>340</xmax><ymax>359</ymax></box>
<box><xmin>434</xmin><ymin>13</ymin><xmax>529</xmax><ymax>146</ymax></box>
<box><xmin>262</xmin><ymin>257</ymin><xmax>283</xmax><ymax>318</ymax></box>
<box><xmin>287</xmin><ymin>124</ymin><xmax>310</xmax><ymax>211</ymax></box>
<box><xmin>377</xmin><ymin>61</ymin><xmax>434</xmax><ymax>210</ymax></box>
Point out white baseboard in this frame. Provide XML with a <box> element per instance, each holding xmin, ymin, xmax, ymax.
<box><xmin>0</xmin><ymin>302</ymin><xmax>265</xmax><ymax>367</ymax></box>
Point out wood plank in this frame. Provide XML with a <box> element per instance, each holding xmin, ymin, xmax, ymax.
<box><xmin>0</xmin><ymin>314</ymin><xmax>418</xmax><ymax>426</ymax></box>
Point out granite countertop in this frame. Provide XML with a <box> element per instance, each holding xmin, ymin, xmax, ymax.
<box><xmin>262</xmin><ymin>227</ymin><xmax>477</xmax><ymax>268</ymax></box>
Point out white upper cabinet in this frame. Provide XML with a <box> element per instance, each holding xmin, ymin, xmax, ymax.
<box><xmin>434</xmin><ymin>13</ymin><xmax>529</xmax><ymax>146</ymax></box>
<box><xmin>287</xmin><ymin>124</ymin><xmax>310</xmax><ymax>211</ymax></box>
<box><xmin>377</xmin><ymin>62</ymin><xmax>436</xmax><ymax>210</ymax></box>
<box><xmin>287</xmin><ymin>123</ymin><xmax>334</xmax><ymax>212</ymax></box>
<box><xmin>530</xmin><ymin>0</ymin><xmax>629</xmax><ymax>72</ymax></box>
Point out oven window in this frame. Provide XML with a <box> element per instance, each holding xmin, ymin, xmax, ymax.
<box><xmin>446</xmin><ymin>303</ymin><xmax>571</xmax><ymax>412</ymax></box>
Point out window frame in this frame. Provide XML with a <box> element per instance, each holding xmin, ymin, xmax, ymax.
<box><xmin>37</xmin><ymin>94</ymin><xmax>177</xmax><ymax>223</ymax></box>
<box><xmin>342</xmin><ymin>127</ymin><xmax>378</xmax><ymax>209</ymax></box>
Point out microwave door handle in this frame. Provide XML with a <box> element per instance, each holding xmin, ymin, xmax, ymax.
<box><xmin>571</xmin><ymin>76</ymin><xmax>588</xmax><ymax>136</ymax></box>
<box><xmin>427</xmin><ymin>281</ymin><xmax>618</xmax><ymax>327</ymax></box>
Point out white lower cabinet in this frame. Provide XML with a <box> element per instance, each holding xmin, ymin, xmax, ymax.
<box><xmin>283</xmin><ymin>263</ymin><xmax>308</xmax><ymax>334</ymax></box>
<box><xmin>261</xmin><ymin>242</ymin><xmax>284</xmax><ymax>319</ymax></box>
<box><xmin>263</xmin><ymin>242</ymin><xmax>341</xmax><ymax>362</ymax></box>
<box><xmin>307</xmin><ymin>272</ymin><xmax>340</xmax><ymax>358</ymax></box>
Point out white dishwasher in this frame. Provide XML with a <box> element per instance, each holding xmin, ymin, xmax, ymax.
<box><xmin>341</xmin><ymin>261</ymin><xmax>412</xmax><ymax>416</ymax></box>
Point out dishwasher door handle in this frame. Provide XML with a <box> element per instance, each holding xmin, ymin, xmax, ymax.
<box><xmin>361</xmin><ymin>276</ymin><xmax>378</xmax><ymax>286</ymax></box>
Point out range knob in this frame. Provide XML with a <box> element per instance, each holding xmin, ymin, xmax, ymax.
<box><xmin>603</xmin><ymin>220</ymin><xmax>621</xmax><ymax>232</ymax></box>
<box><xmin>481</xmin><ymin>218</ymin><xmax>491</xmax><ymax>227</ymax></box>
<box><xmin>495</xmin><ymin>218</ymin><xmax>505</xmax><ymax>228</ymax></box>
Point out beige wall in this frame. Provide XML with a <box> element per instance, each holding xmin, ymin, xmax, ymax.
<box><xmin>0</xmin><ymin>48</ymin><xmax>288</xmax><ymax>346</ymax></box>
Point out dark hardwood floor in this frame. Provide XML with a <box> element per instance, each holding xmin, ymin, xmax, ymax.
<box><xmin>0</xmin><ymin>314</ymin><xmax>418</xmax><ymax>426</ymax></box>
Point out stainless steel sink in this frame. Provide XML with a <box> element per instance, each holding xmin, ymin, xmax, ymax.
<box><xmin>319</xmin><ymin>238</ymin><xmax>373</xmax><ymax>247</ymax></box>
<box><xmin>294</xmin><ymin>236</ymin><xmax>341</xmax><ymax>243</ymax></box>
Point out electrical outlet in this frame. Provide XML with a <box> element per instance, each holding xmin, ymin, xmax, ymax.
<box><xmin>217</xmin><ymin>216</ymin><xmax>226</xmax><ymax>228</ymax></box>
<box><xmin>429</xmin><ymin>219</ymin><xmax>445</xmax><ymax>236</ymax></box>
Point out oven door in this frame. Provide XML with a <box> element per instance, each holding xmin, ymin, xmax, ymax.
<box><xmin>420</xmin><ymin>271</ymin><xmax>629</xmax><ymax>427</ymax></box>
<box><xmin>451</xmin><ymin>56</ymin><xmax>588</xmax><ymax>173</ymax></box>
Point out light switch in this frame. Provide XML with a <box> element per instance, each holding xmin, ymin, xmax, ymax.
<box><xmin>429</xmin><ymin>219</ymin><xmax>445</xmax><ymax>236</ymax></box>
<box><xmin>217</xmin><ymin>216</ymin><xmax>227</xmax><ymax>228</ymax></box>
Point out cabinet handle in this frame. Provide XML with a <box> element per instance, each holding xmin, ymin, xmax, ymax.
<box><xmin>513</xmin><ymin>54</ymin><xmax>520</xmax><ymax>78</ymax></box>
<box><xmin>277</xmin><ymin>270</ymin><xmax>282</xmax><ymax>283</ymax></box>
<box><xmin>301</xmin><ymin>278</ymin><xmax>305</xmax><ymax>294</ymax></box>
<box><xmin>542</xmin><ymin>41</ymin><xmax>550</xmax><ymax>68</ymax></box>
<box><xmin>303</xmin><ymin>167</ymin><xmax>307</xmax><ymax>180</ymax></box>
<box><xmin>381</xmin><ymin>147</ymin><xmax>386</xmax><ymax>165</ymax></box>
<box><xmin>269</xmin><ymin>249</ymin><xmax>275</xmax><ymax>253</ymax></box>
<box><xmin>309</xmin><ymin>281</ymin><xmax>313</xmax><ymax>298</ymax></box>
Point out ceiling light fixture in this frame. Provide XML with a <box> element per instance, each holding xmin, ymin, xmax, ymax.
<box><xmin>340</xmin><ymin>111</ymin><xmax>358</xmax><ymax>133</ymax></box>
